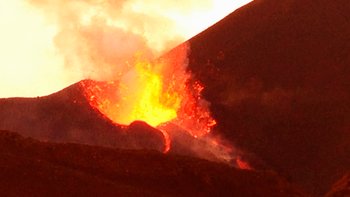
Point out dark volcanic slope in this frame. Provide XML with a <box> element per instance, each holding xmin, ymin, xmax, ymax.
<box><xmin>0</xmin><ymin>80</ymin><xmax>165</xmax><ymax>152</ymax></box>
<box><xmin>325</xmin><ymin>173</ymin><xmax>350</xmax><ymax>197</ymax></box>
<box><xmin>0</xmin><ymin>130</ymin><xmax>306</xmax><ymax>197</ymax></box>
<box><xmin>183</xmin><ymin>0</ymin><xmax>350</xmax><ymax>195</ymax></box>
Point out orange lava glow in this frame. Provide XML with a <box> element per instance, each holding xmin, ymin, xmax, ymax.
<box><xmin>82</xmin><ymin>44</ymin><xmax>217</xmax><ymax>147</ymax></box>
<box><xmin>83</xmin><ymin>58</ymin><xmax>182</xmax><ymax>127</ymax></box>
<box><xmin>1</xmin><ymin>0</ymin><xmax>252</xmax><ymax>162</ymax></box>
<box><xmin>158</xmin><ymin>128</ymin><xmax>171</xmax><ymax>153</ymax></box>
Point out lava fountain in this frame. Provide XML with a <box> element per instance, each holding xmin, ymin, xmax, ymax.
<box><xmin>81</xmin><ymin>44</ymin><xmax>217</xmax><ymax>153</ymax></box>
<box><xmin>2</xmin><ymin>0</ymin><xmax>253</xmax><ymax>167</ymax></box>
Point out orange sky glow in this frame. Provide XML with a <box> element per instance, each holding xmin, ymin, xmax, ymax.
<box><xmin>0</xmin><ymin>0</ymin><xmax>252</xmax><ymax>97</ymax></box>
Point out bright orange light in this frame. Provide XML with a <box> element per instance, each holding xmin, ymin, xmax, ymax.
<box><xmin>82</xmin><ymin>44</ymin><xmax>216</xmax><ymax>139</ymax></box>
<box><xmin>0</xmin><ymin>0</ymin><xmax>252</xmax><ymax>98</ymax></box>
<box><xmin>127</xmin><ymin>60</ymin><xmax>179</xmax><ymax>126</ymax></box>
<box><xmin>0</xmin><ymin>0</ymin><xmax>252</xmax><ymax>163</ymax></box>
<box><xmin>97</xmin><ymin>58</ymin><xmax>182</xmax><ymax>127</ymax></box>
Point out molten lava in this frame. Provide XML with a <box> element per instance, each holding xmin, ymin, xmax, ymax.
<box><xmin>83</xmin><ymin>58</ymin><xmax>182</xmax><ymax>127</ymax></box>
<box><xmin>115</xmin><ymin>59</ymin><xmax>181</xmax><ymax>126</ymax></box>
<box><xmin>0</xmin><ymin>0</ymin><xmax>252</xmax><ymax>166</ymax></box>
<box><xmin>82</xmin><ymin>45</ymin><xmax>216</xmax><ymax>148</ymax></box>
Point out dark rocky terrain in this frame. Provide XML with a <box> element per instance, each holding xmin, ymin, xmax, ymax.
<box><xmin>0</xmin><ymin>80</ymin><xmax>166</xmax><ymax>152</ymax></box>
<box><xmin>1</xmin><ymin>0</ymin><xmax>349</xmax><ymax>196</ymax></box>
<box><xmin>325</xmin><ymin>173</ymin><xmax>350</xmax><ymax>197</ymax></box>
<box><xmin>181</xmin><ymin>0</ymin><xmax>350</xmax><ymax>195</ymax></box>
<box><xmin>0</xmin><ymin>130</ymin><xmax>306</xmax><ymax>196</ymax></box>
<box><xmin>0</xmin><ymin>80</ymin><xmax>239</xmax><ymax>164</ymax></box>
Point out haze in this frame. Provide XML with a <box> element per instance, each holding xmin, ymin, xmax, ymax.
<box><xmin>0</xmin><ymin>0</ymin><xmax>251</xmax><ymax>97</ymax></box>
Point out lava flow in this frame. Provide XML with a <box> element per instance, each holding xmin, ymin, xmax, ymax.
<box><xmin>82</xmin><ymin>44</ymin><xmax>217</xmax><ymax>152</ymax></box>
<box><xmin>3</xmin><ymin>0</ymin><xmax>253</xmax><ymax>165</ymax></box>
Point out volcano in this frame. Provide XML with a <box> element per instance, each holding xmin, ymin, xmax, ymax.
<box><xmin>183</xmin><ymin>0</ymin><xmax>350</xmax><ymax>195</ymax></box>
<box><xmin>1</xmin><ymin>0</ymin><xmax>350</xmax><ymax>196</ymax></box>
<box><xmin>0</xmin><ymin>80</ymin><xmax>166</xmax><ymax>151</ymax></box>
<box><xmin>0</xmin><ymin>79</ymin><xmax>242</xmax><ymax>165</ymax></box>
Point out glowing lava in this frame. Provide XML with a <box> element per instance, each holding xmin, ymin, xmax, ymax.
<box><xmin>0</xmin><ymin>0</ymin><xmax>251</xmax><ymax>165</ymax></box>
<box><xmin>83</xmin><ymin>58</ymin><xmax>181</xmax><ymax>127</ymax></box>
<box><xmin>115</xmin><ymin>59</ymin><xmax>181</xmax><ymax>126</ymax></box>
<box><xmin>82</xmin><ymin>44</ymin><xmax>216</xmax><ymax>141</ymax></box>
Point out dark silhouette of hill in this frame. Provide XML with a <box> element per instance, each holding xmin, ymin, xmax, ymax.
<box><xmin>325</xmin><ymin>173</ymin><xmax>350</xmax><ymax>197</ymax></box>
<box><xmin>0</xmin><ymin>130</ymin><xmax>306</xmax><ymax>196</ymax></box>
<box><xmin>0</xmin><ymin>80</ymin><xmax>240</xmax><ymax>164</ymax></box>
<box><xmin>1</xmin><ymin>0</ymin><xmax>349</xmax><ymax>195</ymax></box>
<box><xmin>179</xmin><ymin>0</ymin><xmax>350</xmax><ymax>195</ymax></box>
<box><xmin>0</xmin><ymin>80</ymin><xmax>165</xmax><ymax>152</ymax></box>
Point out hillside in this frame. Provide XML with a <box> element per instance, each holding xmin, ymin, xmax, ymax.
<box><xmin>1</xmin><ymin>0</ymin><xmax>349</xmax><ymax>195</ymax></box>
<box><xmin>0</xmin><ymin>130</ymin><xmax>306</xmax><ymax>196</ymax></box>
<box><xmin>0</xmin><ymin>80</ymin><xmax>165</xmax><ymax>152</ymax></box>
<box><xmin>181</xmin><ymin>0</ymin><xmax>350</xmax><ymax>195</ymax></box>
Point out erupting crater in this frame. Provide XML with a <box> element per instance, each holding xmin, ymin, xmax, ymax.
<box><xmin>81</xmin><ymin>45</ymin><xmax>217</xmax><ymax>154</ymax></box>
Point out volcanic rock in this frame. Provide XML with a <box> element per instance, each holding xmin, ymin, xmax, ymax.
<box><xmin>175</xmin><ymin>0</ymin><xmax>350</xmax><ymax>195</ymax></box>
<box><xmin>0</xmin><ymin>80</ymin><xmax>165</xmax><ymax>152</ymax></box>
<box><xmin>1</xmin><ymin>0</ymin><xmax>349</xmax><ymax>195</ymax></box>
<box><xmin>325</xmin><ymin>173</ymin><xmax>350</xmax><ymax>197</ymax></box>
<box><xmin>0</xmin><ymin>130</ymin><xmax>307</xmax><ymax>196</ymax></box>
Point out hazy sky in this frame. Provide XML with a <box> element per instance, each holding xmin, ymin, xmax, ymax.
<box><xmin>0</xmin><ymin>0</ymin><xmax>252</xmax><ymax>97</ymax></box>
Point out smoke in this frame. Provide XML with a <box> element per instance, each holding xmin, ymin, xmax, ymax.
<box><xmin>25</xmin><ymin>0</ymin><xmax>242</xmax><ymax>80</ymax></box>
<box><xmin>0</xmin><ymin>0</ymin><xmax>251</xmax><ymax>97</ymax></box>
<box><xmin>0</xmin><ymin>0</ymin><xmax>255</xmax><ymax>168</ymax></box>
<box><xmin>23</xmin><ymin>0</ymin><xmax>254</xmax><ymax>168</ymax></box>
<box><xmin>0</xmin><ymin>1</ymin><xmax>65</xmax><ymax>98</ymax></box>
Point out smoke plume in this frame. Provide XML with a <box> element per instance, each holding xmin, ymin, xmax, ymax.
<box><xmin>0</xmin><ymin>0</ymin><xmax>251</xmax><ymax>97</ymax></box>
